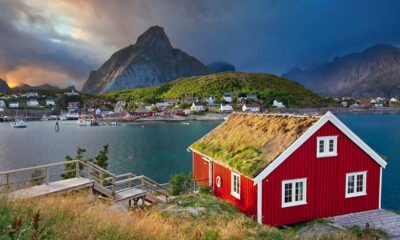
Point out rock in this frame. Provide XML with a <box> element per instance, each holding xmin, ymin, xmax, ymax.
<box><xmin>0</xmin><ymin>78</ymin><xmax>10</xmax><ymax>92</ymax></box>
<box><xmin>82</xmin><ymin>26</ymin><xmax>212</xmax><ymax>94</ymax></box>
<box><xmin>283</xmin><ymin>44</ymin><xmax>400</xmax><ymax>97</ymax></box>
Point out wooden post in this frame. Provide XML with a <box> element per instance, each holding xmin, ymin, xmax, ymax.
<box><xmin>45</xmin><ymin>167</ymin><xmax>49</xmax><ymax>185</ymax></box>
<box><xmin>128</xmin><ymin>173</ymin><xmax>132</xmax><ymax>188</ymax></box>
<box><xmin>88</xmin><ymin>164</ymin><xmax>92</xmax><ymax>180</ymax></box>
<box><xmin>112</xmin><ymin>176</ymin><xmax>116</xmax><ymax>196</ymax></box>
<box><xmin>75</xmin><ymin>161</ymin><xmax>80</xmax><ymax>178</ymax></box>
<box><xmin>6</xmin><ymin>174</ymin><xmax>10</xmax><ymax>190</ymax></box>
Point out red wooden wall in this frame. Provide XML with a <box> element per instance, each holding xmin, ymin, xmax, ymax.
<box><xmin>262</xmin><ymin>121</ymin><xmax>381</xmax><ymax>226</ymax></box>
<box><xmin>192</xmin><ymin>152</ymin><xmax>210</xmax><ymax>186</ymax></box>
<box><xmin>212</xmin><ymin>162</ymin><xmax>257</xmax><ymax>217</ymax></box>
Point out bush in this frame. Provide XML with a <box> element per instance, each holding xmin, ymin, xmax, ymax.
<box><xmin>169</xmin><ymin>173</ymin><xmax>192</xmax><ymax>196</ymax></box>
<box><xmin>199</xmin><ymin>186</ymin><xmax>212</xmax><ymax>195</ymax></box>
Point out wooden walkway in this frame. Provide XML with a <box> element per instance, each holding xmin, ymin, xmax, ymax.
<box><xmin>329</xmin><ymin>209</ymin><xmax>400</xmax><ymax>239</ymax></box>
<box><xmin>10</xmin><ymin>178</ymin><xmax>94</xmax><ymax>199</ymax></box>
<box><xmin>1</xmin><ymin>160</ymin><xmax>169</xmax><ymax>206</ymax></box>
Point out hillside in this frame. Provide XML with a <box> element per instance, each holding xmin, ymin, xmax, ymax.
<box><xmin>283</xmin><ymin>44</ymin><xmax>400</xmax><ymax>97</ymax></box>
<box><xmin>105</xmin><ymin>72</ymin><xmax>329</xmax><ymax>107</ymax></box>
<box><xmin>0</xmin><ymin>191</ymin><xmax>382</xmax><ymax>239</ymax></box>
<box><xmin>0</xmin><ymin>78</ymin><xmax>10</xmax><ymax>92</ymax></box>
<box><xmin>82</xmin><ymin>26</ymin><xmax>212</xmax><ymax>94</ymax></box>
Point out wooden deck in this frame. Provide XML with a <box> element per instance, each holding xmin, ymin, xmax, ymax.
<box><xmin>329</xmin><ymin>209</ymin><xmax>400</xmax><ymax>239</ymax></box>
<box><xmin>10</xmin><ymin>177</ymin><xmax>94</xmax><ymax>199</ymax></box>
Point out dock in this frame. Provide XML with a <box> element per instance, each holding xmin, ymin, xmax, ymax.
<box><xmin>0</xmin><ymin>160</ymin><xmax>169</xmax><ymax>206</ymax></box>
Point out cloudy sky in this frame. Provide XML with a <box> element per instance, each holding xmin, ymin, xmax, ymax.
<box><xmin>1</xmin><ymin>0</ymin><xmax>400</xmax><ymax>88</ymax></box>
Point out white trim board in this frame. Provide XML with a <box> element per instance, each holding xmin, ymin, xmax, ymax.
<box><xmin>254</xmin><ymin>111</ymin><xmax>387</xmax><ymax>184</ymax></box>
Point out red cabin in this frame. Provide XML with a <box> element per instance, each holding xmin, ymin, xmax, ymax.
<box><xmin>189</xmin><ymin>112</ymin><xmax>387</xmax><ymax>226</ymax></box>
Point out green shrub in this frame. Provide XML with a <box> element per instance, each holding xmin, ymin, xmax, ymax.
<box><xmin>169</xmin><ymin>173</ymin><xmax>192</xmax><ymax>196</ymax></box>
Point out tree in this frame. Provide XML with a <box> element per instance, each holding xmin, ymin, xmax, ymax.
<box><xmin>61</xmin><ymin>147</ymin><xmax>88</xmax><ymax>179</ymax></box>
<box><xmin>94</xmin><ymin>145</ymin><xmax>109</xmax><ymax>169</ymax></box>
<box><xmin>169</xmin><ymin>173</ymin><xmax>193</xmax><ymax>196</ymax></box>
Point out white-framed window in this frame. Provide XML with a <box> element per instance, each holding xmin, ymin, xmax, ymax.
<box><xmin>282</xmin><ymin>178</ymin><xmax>307</xmax><ymax>208</ymax></box>
<box><xmin>231</xmin><ymin>172</ymin><xmax>240</xmax><ymax>199</ymax></box>
<box><xmin>346</xmin><ymin>171</ymin><xmax>367</xmax><ymax>198</ymax></box>
<box><xmin>317</xmin><ymin>136</ymin><xmax>338</xmax><ymax>158</ymax></box>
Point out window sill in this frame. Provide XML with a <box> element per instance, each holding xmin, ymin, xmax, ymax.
<box><xmin>282</xmin><ymin>201</ymin><xmax>307</xmax><ymax>208</ymax></box>
<box><xmin>317</xmin><ymin>153</ymin><xmax>338</xmax><ymax>158</ymax></box>
<box><xmin>346</xmin><ymin>192</ymin><xmax>367</xmax><ymax>198</ymax></box>
<box><xmin>231</xmin><ymin>192</ymin><xmax>240</xmax><ymax>200</ymax></box>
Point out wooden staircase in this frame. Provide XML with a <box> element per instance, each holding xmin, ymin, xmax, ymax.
<box><xmin>0</xmin><ymin>160</ymin><xmax>169</xmax><ymax>206</ymax></box>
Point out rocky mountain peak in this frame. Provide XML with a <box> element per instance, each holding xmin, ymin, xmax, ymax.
<box><xmin>135</xmin><ymin>26</ymin><xmax>172</xmax><ymax>51</ymax></box>
<box><xmin>0</xmin><ymin>78</ymin><xmax>10</xmax><ymax>92</ymax></box>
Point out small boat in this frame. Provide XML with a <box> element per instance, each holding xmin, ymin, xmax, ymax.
<box><xmin>77</xmin><ymin>115</ymin><xmax>98</xmax><ymax>126</ymax></box>
<box><xmin>110</xmin><ymin>122</ymin><xmax>120</xmax><ymax>126</ymax></box>
<box><xmin>182</xmin><ymin>122</ymin><xmax>191</xmax><ymax>125</ymax></box>
<box><xmin>48</xmin><ymin>115</ymin><xmax>58</xmax><ymax>120</ymax></box>
<box><xmin>11</xmin><ymin>119</ymin><xmax>27</xmax><ymax>128</ymax></box>
<box><xmin>41</xmin><ymin>114</ymin><xmax>49</xmax><ymax>121</ymax></box>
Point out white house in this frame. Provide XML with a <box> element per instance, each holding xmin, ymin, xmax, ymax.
<box><xmin>46</xmin><ymin>99</ymin><xmax>56</xmax><ymax>106</ymax></box>
<box><xmin>27</xmin><ymin>99</ymin><xmax>39</xmax><ymax>107</ymax></box>
<box><xmin>156</xmin><ymin>102</ymin><xmax>169</xmax><ymax>110</ymax></box>
<box><xmin>22</xmin><ymin>92</ymin><xmax>39</xmax><ymax>98</ymax></box>
<box><xmin>242</xmin><ymin>104</ymin><xmax>260</xmax><ymax>112</ymax></box>
<box><xmin>223</xmin><ymin>93</ymin><xmax>232</xmax><ymax>103</ymax></box>
<box><xmin>114</xmin><ymin>100</ymin><xmax>126</xmax><ymax>113</ymax></box>
<box><xmin>0</xmin><ymin>100</ymin><xmax>5</xmax><ymax>108</ymax></box>
<box><xmin>341</xmin><ymin>101</ymin><xmax>348</xmax><ymax>108</ymax></box>
<box><xmin>9</xmin><ymin>101</ymin><xmax>19</xmax><ymax>108</ymax></box>
<box><xmin>64</xmin><ymin>90</ymin><xmax>79</xmax><ymax>96</ymax></box>
<box><xmin>220</xmin><ymin>104</ymin><xmax>233</xmax><ymax>112</ymax></box>
<box><xmin>206</xmin><ymin>96</ymin><xmax>215</xmax><ymax>105</ymax></box>
<box><xmin>190</xmin><ymin>102</ymin><xmax>206</xmax><ymax>112</ymax></box>
<box><xmin>246</xmin><ymin>93</ymin><xmax>258</xmax><ymax>101</ymax></box>
<box><xmin>272</xmin><ymin>100</ymin><xmax>285</xmax><ymax>108</ymax></box>
<box><xmin>95</xmin><ymin>108</ymin><xmax>111</xmax><ymax>115</ymax></box>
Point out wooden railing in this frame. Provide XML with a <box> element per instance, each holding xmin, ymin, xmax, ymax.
<box><xmin>0</xmin><ymin>160</ymin><xmax>169</xmax><ymax>201</ymax></box>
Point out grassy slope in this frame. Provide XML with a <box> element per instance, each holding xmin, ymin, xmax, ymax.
<box><xmin>0</xmin><ymin>192</ymin><xmax>384</xmax><ymax>240</ymax></box>
<box><xmin>104</xmin><ymin>72</ymin><xmax>332</xmax><ymax>107</ymax></box>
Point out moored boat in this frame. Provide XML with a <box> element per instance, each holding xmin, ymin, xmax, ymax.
<box><xmin>10</xmin><ymin>119</ymin><xmax>27</xmax><ymax>128</ymax></box>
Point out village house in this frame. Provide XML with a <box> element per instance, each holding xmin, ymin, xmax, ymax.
<box><xmin>27</xmin><ymin>98</ymin><xmax>39</xmax><ymax>107</ymax></box>
<box><xmin>184</xmin><ymin>97</ymin><xmax>198</xmax><ymax>103</ymax></box>
<box><xmin>272</xmin><ymin>100</ymin><xmax>285</xmax><ymax>108</ymax></box>
<box><xmin>223</xmin><ymin>93</ymin><xmax>233</xmax><ymax>103</ymax></box>
<box><xmin>163</xmin><ymin>99</ymin><xmax>180</xmax><ymax>106</ymax></box>
<box><xmin>64</xmin><ymin>90</ymin><xmax>79</xmax><ymax>96</ymax></box>
<box><xmin>0</xmin><ymin>100</ymin><xmax>5</xmax><ymax>108</ymax></box>
<box><xmin>67</xmin><ymin>102</ymin><xmax>80</xmax><ymax>111</ymax></box>
<box><xmin>189</xmin><ymin>112</ymin><xmax>387</xmax><ymax>226</ymax></box>
<box><xmin>9</xmin><ymin>101</ymin><xmax>19</xmax><ymax>108</ymax></box>
<box><xmin>95</xmin><ymin>108</ymin><xmax>111</xmax><ymax>116</ymax></box>
<box><xmin>156</xmin><ymin>102</ymin><xmax>169</xmax><ymax>111</ymax></box>
<box><xmin>114</xmin><ymin>100</ymin><xmax>126</xmax><ymax>113</ymax></box>
<box><xmin>242</xmin><ymin>104</ymin><xmax>260</xmax><ymax>112</ymax></box>
<box><xmin>22</xmin><ymin>92</ymin><xmax>39</xmax><ymax>98</ymax></box>
<box><xmin>190</xmin><ymin>102</ymin><xmax>206</xmax><ymax>112</ymax></box>
<box><xmin>46</xmin><ymin>99</ymin><xmax>56</xmax><ymax>106</ymax></box>
<box><xmin>356</xmin><ymin>99</ymin><xmax>371</xmax><ymax>108</ymax></box>
<box><xmin>206</xmin><ymin>96</ymin><xmax>215</xmax><ymax>105</ymax></box>
<box><xmin>341</xmin><ymin>101</ymin><xmax>348</xmax><ymax>108</ymax></box>
<box><xmin>246</xmin><ymin>93</ymin><xmax>258</xmax><ymax>101</ymax></box>
<box><xmin>220</xmin><ymin>104</ymin><xmax>233</xmax><ymax>112</ymax></box>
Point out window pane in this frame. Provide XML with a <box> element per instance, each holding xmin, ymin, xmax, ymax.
<box><xmin>347</xmin><ymin>176</ymin><xmax>355</xmax><ymax>193</ymax></box>
<box><xmin>284</xmin><ymin>183</ymin><xmax>292</xmax><ymax>203</ymax></box>
<box><xmin>329</xmin><ymin>139</ymin><xmax>334</xmax><ymax>152</ymax></box>
<box><xmin>356</xmin><ymin>174</ymin><xmax>363</xmax><ymax>192</ymax></box>
<box><xmin>295</xmin><ymin>182</ymin><xmax>303</xmax><ymax>201</ymax></box>
<box><xmin>319</xmin><ymin>140</ymin><xmax>325</xmax><ymax>153</ymax></box>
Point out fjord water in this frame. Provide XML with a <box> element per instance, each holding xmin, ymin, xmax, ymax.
<box><xmin>0</xmin><ymin>114</ymin><xmax>398</xmax><ymax>211</ymax></box>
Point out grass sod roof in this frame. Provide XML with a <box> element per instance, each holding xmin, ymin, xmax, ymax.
<box><xmin>191</xmin><ymin>113</ymin><xmax>321</xmax><ymax>178</ymax></box>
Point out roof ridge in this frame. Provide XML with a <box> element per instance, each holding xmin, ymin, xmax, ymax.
<box><xmin>231</xmin><ymin>111</ymin><xmax>322</xmax><ymax>118</ymax></box>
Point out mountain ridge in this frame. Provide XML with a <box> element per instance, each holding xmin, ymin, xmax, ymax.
<box><xmin>283</xmin><ymin>44</ymin><xmax>400</xmax><ymax>97</ymax></box>
<box><xmin>82</xmin><ymin>26</ymin><xmax>212</xmax><ymax>94</ymax></box>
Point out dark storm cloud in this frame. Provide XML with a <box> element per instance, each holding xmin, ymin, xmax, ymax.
<box><xmin>1</xmin><ymin>0</ymin><xmax>400</xmax><ymax>86</ymax></box>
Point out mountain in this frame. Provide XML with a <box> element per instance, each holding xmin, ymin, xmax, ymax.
<box><xmin>207</xmin><ymin>61</ymin><xmax>236</xmax><ymax>73</ymax></box>
<box><xmin>106</xmin><ymin>72</ymin><xmax>329</xmax><ymax>107</ymax></box>
<box><xmin>13</xmin><ymin>83</ymin><xmax>58</xmax><ymax>91</ymax></box>
<box><xmin>0</xmin><ymin>78</ymin><xmax>10</xmax><ymax>92</ymax></box>
<box><xmin>283</xmin><ymin>44</ymin><xmax>400</xmax><ymax>97</ymax></box>
<box><xmin>82</xmin><ymin>26</ymin><xmax>212</xmax><ymax>94</ymax></box>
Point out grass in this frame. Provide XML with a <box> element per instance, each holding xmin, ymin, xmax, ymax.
<box><xmin>0</xmin><ymin>191</ymin><xmax>387</xmax><ymax>240</ymax></box>
<box><xmin>191</xmin><ymin>113</ymin><xmax>319</xmax><ymax>178</ymax></box>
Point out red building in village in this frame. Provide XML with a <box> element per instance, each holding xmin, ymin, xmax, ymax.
<box><xmin>189</xmin><ymin>112</ymin><xmax>386</xmax><ymax>226</ymax></box>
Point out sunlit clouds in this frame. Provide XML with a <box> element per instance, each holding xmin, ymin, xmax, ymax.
<box><xmin>0</xmin><ymin>0</ymin><xmax>400</xmax><ymax>89</ymax></box>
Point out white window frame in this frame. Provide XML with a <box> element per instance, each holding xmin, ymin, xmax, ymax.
<box><xmin>346</xmin><ymin>171</ymin><xmax>367</xmax><ymax>198</ymax></box>
<box><xmin>281</xmin><ymin>178</ymin><xmax>307</xmax><ymax>208</ymax></box>
<box><xmin>231</xmin><ymin>172</ymin><xmax>241</xmax><ymax>199</ymax></box>
<box><xmin>317</xmin><ymin>136</ymin><xmax>338</xmax><ymax>158</ymax></box>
